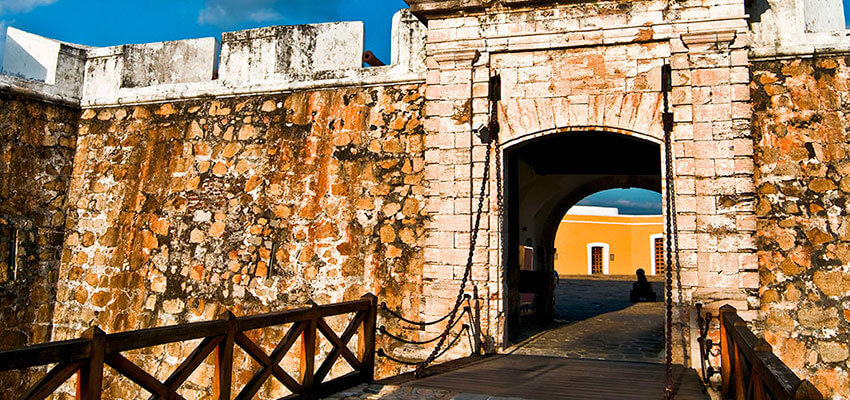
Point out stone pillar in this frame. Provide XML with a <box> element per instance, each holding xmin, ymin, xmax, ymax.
<box><xmin>421</xmin><ymin>43</ymin><xmax>495</xmax><ymax>356</ymax></box>
<box><xmin>669</xmin><ymin>23</ymin><xmax>757</xmax><ymax>366</ymax></box>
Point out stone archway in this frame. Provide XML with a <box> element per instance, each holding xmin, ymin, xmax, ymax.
<box><xmin>421</xmin><ymin>22</ymin><xmax>756</xmax><ymax>365</ymax></box>
<box><xmin>500</xmin><ymin>127</ymin><xmax>664</xmax><ymax>342</ymax></box>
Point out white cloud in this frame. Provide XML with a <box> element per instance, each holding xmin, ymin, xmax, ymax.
<box><xmin>0</xmin><ymin>0</ymin><xmax>56</xmax><ymax>14</ymax></box>
<box><xmin>198</xmin><ymin>0</ymin><xmax>341</xmax><ymax>27</ymax></box>
<box><xmin>247</xmin><ymin>9</ymin><xmax>282</xmax><ymax>23</ymax></box>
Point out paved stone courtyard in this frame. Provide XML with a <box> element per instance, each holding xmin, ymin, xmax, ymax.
<box><xmin>512</xmin><ymin>277</ymin><xmax>666</xmax><ymax>363</ymax></box>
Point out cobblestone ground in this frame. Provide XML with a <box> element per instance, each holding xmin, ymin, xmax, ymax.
<box><xmin>513</xmin><ymin>277</ymin><xmax>665</xmax><ymax>363</ymax></box>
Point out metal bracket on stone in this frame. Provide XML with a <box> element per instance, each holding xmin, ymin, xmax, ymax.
<box><xmin>661</xmin><ymin>64</ymin><xmax>672</xmax><ymax>93</ymax></box>
<box><xmin>479</xmin><ymin>74</ymin><xmax>502</xmax><ymax>145</ymax></box>
<box><xmin>476</xmin><ymin>125</ymin><xmax>491</xmax><ymax>144</ymax></box>
<box><xmin>268</xmin><ymin>241</ymin><xmax>278</xmax><ymax>278</ymax></box>
<box><xmin>661</xmin><ymin>64</ymin><xmax>674</xmax><ymax>133</ymax></box>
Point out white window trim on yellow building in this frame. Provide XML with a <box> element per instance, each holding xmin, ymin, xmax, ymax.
<box><xmin>586</xmin><ymin>242</ymin><xmax>610</xmax><ymax>275</ymax></box>
<box><xmin>649</xmin><ymin>233</ymin><xmax>663</xmax><ymax>275</ymax></box>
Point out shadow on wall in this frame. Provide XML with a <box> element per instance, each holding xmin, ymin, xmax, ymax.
<box><xmin>1</xmin><ymin>35</ymin><xmax>49</xmax><ymax>82</ymax></box>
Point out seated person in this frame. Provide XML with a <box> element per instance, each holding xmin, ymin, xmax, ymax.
<box><xmin>630</xmin><ymin>268</ymin><xmax>657</xmax><ymax>302</ymax></box>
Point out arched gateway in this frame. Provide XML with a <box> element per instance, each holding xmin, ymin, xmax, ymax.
<box><xmin>419</xmin><ymin>19</ymin><xmax>755</xmax><ymax>368</ymax></box>
<box><xmin>500</xmin><ymin>128</ymin><xmax>663</xmax><ymax>341</ymax></box>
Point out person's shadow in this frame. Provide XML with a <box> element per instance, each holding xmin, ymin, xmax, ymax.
<box><xmin>629</xmin><ymin>268</ymin><xmax>658</xmax><ymax>302</ymax></box>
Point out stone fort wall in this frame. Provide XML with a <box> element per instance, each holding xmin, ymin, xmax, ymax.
<box><xmin>0</xmin><ymin>92</ymin><xmax>79</xmax><ymax>394</ymax></box>
<box><xmin>55</xmin><ymin>85</ymin><xmax>426</xmax><ymax>399</ymax></box>
<box><xmin>0</xmin><ymin>0</ymin><xmax>849</xmax><ymax>398</ymax></box>
<box><xmin>0</xmin><ymin>10</ymin><xmax>431</xmax><ymax>398</ymax></box>
<box><xmin>752</xmin><ymin>55</ymin><xmax>850</xmax><ymax>398</ymax></box>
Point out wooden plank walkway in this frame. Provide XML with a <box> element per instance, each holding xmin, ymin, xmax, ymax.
<box><xmin>395</xmin><ymin>354</ymin><xmax>709</xmax><ymax>400</ymax></box>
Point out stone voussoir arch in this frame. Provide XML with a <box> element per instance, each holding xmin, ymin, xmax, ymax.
<box><xmin>499</xmin><ymin>124</ymin><xmax>663</xmax><ymax>152</ymax></box>
<box><xmin>497</xmin><ymin>91</ymin><xmax>665</xmax><ymax>149</ymax></box>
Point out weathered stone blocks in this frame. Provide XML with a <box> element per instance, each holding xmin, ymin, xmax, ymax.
<box><xmin>753</xmin><ymin>56</ymin><xmax>850</xmax><ymax>399</ymax></box>
<box><xmin>46</xmin><ymin>84</ymin><xmax>426</xmax><ymax>397</ymax></box>
<box><xmin>0</xmin><ymin>92</ymin><xmax>79</xmax><ymax>397</ymax></box>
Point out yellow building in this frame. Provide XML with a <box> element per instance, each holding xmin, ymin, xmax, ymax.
<box><xmin>554</xmin><ymin>206</ymin><xmax>664</xmax><ymax>276</ymax></box>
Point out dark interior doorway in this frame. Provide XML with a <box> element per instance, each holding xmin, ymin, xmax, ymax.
<box><xmin>502</xmin><ymin>130</ymin><xmax>662</xmax><ymax>344</ymax></box>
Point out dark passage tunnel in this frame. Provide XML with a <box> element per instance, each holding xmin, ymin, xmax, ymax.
<box><xmin>503</xmin><ymin>130</ymin><xmax>662</xmax><ymax>343</ymax></box>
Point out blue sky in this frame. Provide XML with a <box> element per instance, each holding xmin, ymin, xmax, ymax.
<box><xmin>0</xmin><ymin>0</ymin><xmax>408</xmax><ymax>64</ymax></box>
<box><xmin>577</xmin><ymin>189</ymin><xmax>662</xmax><ymax>215</ymax></box>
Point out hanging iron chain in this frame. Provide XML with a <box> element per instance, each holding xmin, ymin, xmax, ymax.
<box><xmin>380</xmin><ymin>308</ymin><xmax>470</xmax><ymax>345</ymax></box>
<box><xmin>414</xmin><ymin>137</ymin><xmax>493</xmax><ymax>377</ymax></box>
<box><xmin>664</xmin><ymin>125</ymin><xmax>675</xmax><ymax>400</ymax></box>
<box><xmin>378</xmin><ymin>324</ymin><xmax>471</xmax><ymax>366</ymax></box>
<box><xmin>662</xmin><ymin>63</ymin><xmax>676</xmax><ymax>400</ymax></box>
<box><xmin>493</xmin><ymin>75</ymin><xmax>505</xmax><ymax>333</ymax></box>
<box><xmin>379</xmin><ymin>296</ymin><xmax>469</xmax><ymax>328</ymax></box>
<box><xmin>379</xmin><ymin>74</ymin><xmax>500</xmax><ymax>376</ymax></box>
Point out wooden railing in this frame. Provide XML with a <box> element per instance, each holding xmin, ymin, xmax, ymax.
<box><xmin>0</xmin><ymin>294</ymin><xmax>377</xmax><ymax>400</ymax></box>
<box><xmin>718</xmin><ymin>305</ymin><xmax>823</xmax><ymax>400</ymax></box>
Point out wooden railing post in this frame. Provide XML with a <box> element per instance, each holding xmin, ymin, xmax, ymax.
<box><xmin>301</xmin><ymin>301</ymin><xmax>318</xmax><ymax>399</ymax></box>
<box><xmin>215</xmin><ymin>311</ymin><xmax>236</xmax><ymax>400</ymax></box>
<box><xmin>358</xmin><ymin>293</ymin><xmax>378</xmax><ymax>382</ymax></box>
<box><xmin>795</xmin><ymin>380</ymin><xmax>824</xmax><ymax>400</ymax></box>
<box><xmin>77</xmin><ymin>327</ymin><xmax>105</xmax><ymax>400</ymax></box>
<box><xmin>719</xmin><ymin>305</ymin><xmax>734</xmax><ymax>398</ymax></box>
<box><xmin>732</xmin><ymin>321</ymin><xmax>747</xmax><ymax>400</ymax></box>
<box><xmin>751</xmin><ymin>339</ymin><xmax>772</xmax><ymax>400</ymax></box>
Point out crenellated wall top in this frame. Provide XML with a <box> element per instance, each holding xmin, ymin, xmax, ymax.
<box><xmin>0</xmin><ymin>9</ymin><xmax>426</xmax><ymax>107</ymax></box>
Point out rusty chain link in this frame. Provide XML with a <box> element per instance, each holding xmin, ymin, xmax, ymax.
<box><xmin>413</xmin><ymin>137</ymin><xmax>493</xmax><ymax>377</ymax></box>
<box><xmin>379</xmin><ymin>296</ymin><xmax>469</xmax><ymax>328</ymax></box>
<box><xmin>662</xmin><ymin>63</ymin><xmax>679</xmax><ymax>400</ymax></box>
<box><xmin>377</xmin><ymin>324</ymin><xmax>470</xmax><ymax>366</ymax></box>
<box><xmin>379</xmin><ymin>307</ymin><xmax>470</xmax><ymax>345</ymax></box>
<box><xmin>379</xmin><ymin>75</ymin><xmax>500</xmax><ymax>376</ymax></box>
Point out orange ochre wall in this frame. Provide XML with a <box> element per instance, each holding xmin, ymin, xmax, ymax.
<box><xmin>554</xmin><ymin>214</ymin><xmax>663</xmax><ymax>276</ymax></box>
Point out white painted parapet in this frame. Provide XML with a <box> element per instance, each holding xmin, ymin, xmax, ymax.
<box><xmin>749</xmin><ymin>0</ymin><xmax>850</xmax><ymax>57</ymax></box>
<box><xmin>83</xmin><ymin>38</ymin><xmax>217</xmax><ymax>100</ymax></box>
<box><xmin>0</xmin><ymin>9</ymin><xmax>426</xmax><ymax>107</ymax></box>
<box><xmin>219</xmin><ymin>22</ymin><xmax>365</xmax><ymax>84</ymax></box>
<box><xmin>3</xmin><ymin>27</ymin><xmax>62</xmax><ymax>84</ymax></box>
<box><xmin>391</xmin><ymin>9</ymin><xmax>427</xmax><ymax>74</ymax></box>
<box><xmin>122</xmin><ymin>38</ymin><xmax>217</xmax><ymax>88</ymax></box>
<box><xmin>0</xmin><ymin>27</ymin><xmax>87</xmax><ymax>105</ymax></box>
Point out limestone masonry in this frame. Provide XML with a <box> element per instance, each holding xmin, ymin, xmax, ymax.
<box><xmin>0</xmin><ymin>0</ymin><xmax>849</xmax><ymax>398</ymax></box>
